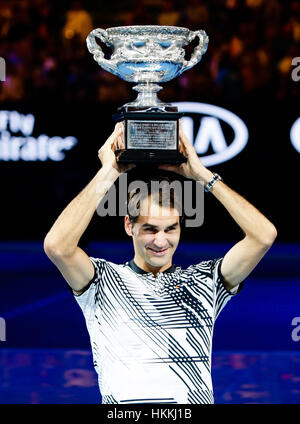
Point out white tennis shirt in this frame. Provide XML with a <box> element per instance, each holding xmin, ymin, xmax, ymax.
<box><xmin>73</xmin><ymin>257</ymin><xmax>242</xmax><ymax>404</ymax></box>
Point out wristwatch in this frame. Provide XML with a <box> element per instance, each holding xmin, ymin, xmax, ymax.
<box><xmin>204</xmin><ymin>173</ymin><xmax>222</xmax><ymax>192</ymax></box>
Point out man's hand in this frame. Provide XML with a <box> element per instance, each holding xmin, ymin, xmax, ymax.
<box><xmin>158</xmin><ymin>121</ymin><xmax>213</xmax><ymax>184</ymax></box>
<box><xmin>98</xmin><ymin>122</ymin><xmax>135</xmax><ymax>174</ymax></box>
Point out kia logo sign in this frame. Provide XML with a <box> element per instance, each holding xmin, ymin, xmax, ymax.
<box><xmin>290</xmin><ymin>117</ymin><xmax>300</xmax><ymax>153</ymax></box>
<box><xmin>172</xmin><ymin>102</ymin><xmax>249</xmax><ymax>166</ymax></box>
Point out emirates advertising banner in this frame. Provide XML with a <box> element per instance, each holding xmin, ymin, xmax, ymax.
<box><xmin>1</xmin><ymin>104</ymin><xmax>298</xmax><ymax>165</ymax></box>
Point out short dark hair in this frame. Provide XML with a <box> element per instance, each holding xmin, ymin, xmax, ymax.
<box><xmin>127</xmin><ymin>176</ymin><xmax>184</xmax><ymax>225</ymax></box>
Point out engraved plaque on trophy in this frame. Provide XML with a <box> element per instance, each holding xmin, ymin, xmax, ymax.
<box><xmin>87</xmin><ymin>25</ymin><xmax>209</xmax><ymax>164</ymax></box>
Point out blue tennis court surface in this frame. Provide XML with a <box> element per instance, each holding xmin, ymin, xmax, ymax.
<box><xmin>1</xmin><ymin>349</ymin><xmax>300</xmax><ymax>404</ymax></box>
<box><xmin>0</xmin><ymin>241</ymin><xmax>300</xmax><ymax>404</ymax></box>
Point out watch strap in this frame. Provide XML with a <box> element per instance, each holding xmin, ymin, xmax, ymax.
<box><xmin>204</xmin><ymin>173</ymin><xmax>222</xmax><ymax>192</ymax></box>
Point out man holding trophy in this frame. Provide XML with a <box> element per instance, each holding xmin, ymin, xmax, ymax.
<box><xmin>44</xmin><ymin>26</ymin><xmax>277</xmax><ymax>404</ymax></box>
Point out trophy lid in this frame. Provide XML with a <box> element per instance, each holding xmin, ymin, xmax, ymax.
<box><xmin>105</xmin><ymin>25</ymin><xmax>192</xmax><ymax>38</ymax></box>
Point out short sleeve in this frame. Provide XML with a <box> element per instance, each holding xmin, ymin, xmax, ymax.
<box><xmin>187</xmin><ymin>258</ymin><xmax>243</xmax><ymax>321</ymax></box>
<box><xmin>73</xmin><ymin>257</ymin><xmax>107</xmax><ymax>323</ymax></box>
<box><xmin>212</xmin><ymin>257</ymin><xmax>243</xmax><ymax>320</ymax></box>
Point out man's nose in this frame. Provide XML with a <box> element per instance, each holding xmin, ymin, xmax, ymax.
<box><xmin>154</xmin><ymin>232</ymin><xmax>168</xmax><ymax>247</ymax></box>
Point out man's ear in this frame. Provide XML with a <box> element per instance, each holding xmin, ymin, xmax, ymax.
<box><xmin>124</xmin><ymin>215</ymin><xmax>133</xmax><ymax>237</ymax></box>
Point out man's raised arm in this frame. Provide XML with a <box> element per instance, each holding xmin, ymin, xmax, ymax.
<box><xmin>44</xmin><ymin>123</ymin><xmax>133</xmax><ymax>293</ymax></box>
<box><xmin>159</xmin><ymin>123</ymin><xmax>277</xmax><ymax>291</ymax></box>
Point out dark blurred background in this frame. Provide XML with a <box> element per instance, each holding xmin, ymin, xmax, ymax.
<box><xmin>0</xmin><ymin>0</ymin><xmax>299</xmax><ymax>242</ymax></box>
<box><xmin>0</xmin><ymin>0</ymin><xmax>300</xmax><ymax>405</ymax></box>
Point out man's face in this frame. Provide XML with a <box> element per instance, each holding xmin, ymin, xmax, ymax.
<box><xmin>125</xmin><ymin>196</ymin><xmax>181</xmax><ymax>272</ymax></box>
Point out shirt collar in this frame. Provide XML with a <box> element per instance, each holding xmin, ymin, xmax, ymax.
<box><xmin>127</xmin><ymin>260</ymin><xmax>176</xmax><ymax>275</ymax></box>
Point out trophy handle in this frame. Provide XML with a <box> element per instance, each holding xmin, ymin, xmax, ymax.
<box><xmin>86</xmin><ymin>28</ymin><xmax>119</xmax><ymax>75</ymax></box>
<box><xmin>181</xmin><ymin>30</ymin><xmax>209</xmax><ymax>73</ymax></box>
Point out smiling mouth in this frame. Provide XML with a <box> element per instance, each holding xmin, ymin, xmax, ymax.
<box><xmin>147</xmin><ymin>247</ymin><xmax>169</xmax><ymax>256</ymax></box>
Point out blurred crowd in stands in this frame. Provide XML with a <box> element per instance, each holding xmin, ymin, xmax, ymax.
<box><xmin>0</xmin><ymin>0</ymin><xmax>299</xmax><ymax>105</ymax></box>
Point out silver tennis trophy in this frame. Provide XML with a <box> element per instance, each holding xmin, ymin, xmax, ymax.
<box><xmin>87</xmin><ymin>25</ymin><xmax>209</xmax><ymax>164</ymax></box>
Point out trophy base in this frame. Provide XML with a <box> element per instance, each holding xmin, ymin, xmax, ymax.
<box><xmin>116</xmin><ymin>149</ymin><xmax>187</xmax><ymax>164</ymax></box>
<box><xmin>113</xmin><ymin>108</ymin><xmax>186</xmax><ymax>165</ymax></box>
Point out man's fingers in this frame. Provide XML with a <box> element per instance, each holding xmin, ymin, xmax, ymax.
<box><xmin>179</xmin><ymin>121</ymin><xmax>196</xmax><ymax>157</ymax></box>
<box><xmin>179</xmin><ymin>127</ymin><xmax>190</xmax><ymax>145</ymax></box>
<box><xmin>107</xmin><ymin>122</ymin><xmax>123</xmax><ymax>147</ymax></box>
<box><xmin>178</xmin><ymin>140</ymin><xmax>186</xmax><ymax>155</ymax></box>
<box><xmin>118</xmin><ymin>134</ymin><xmax>125</xmax><ymax>150</ymax></box>
<box><xmin>179</xmin><ymin>128</ymin><xmax>196</xmax><ymax>157</ymax></box>
<box><xmin>101</xmin><ymin>123</ymin><xmax>124</xmax><ymax>155</ymax></box>
<box><xmin>179</xmin><ymin>138</ymin><xmax>189</xmax><ymax>158</ymax></box>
